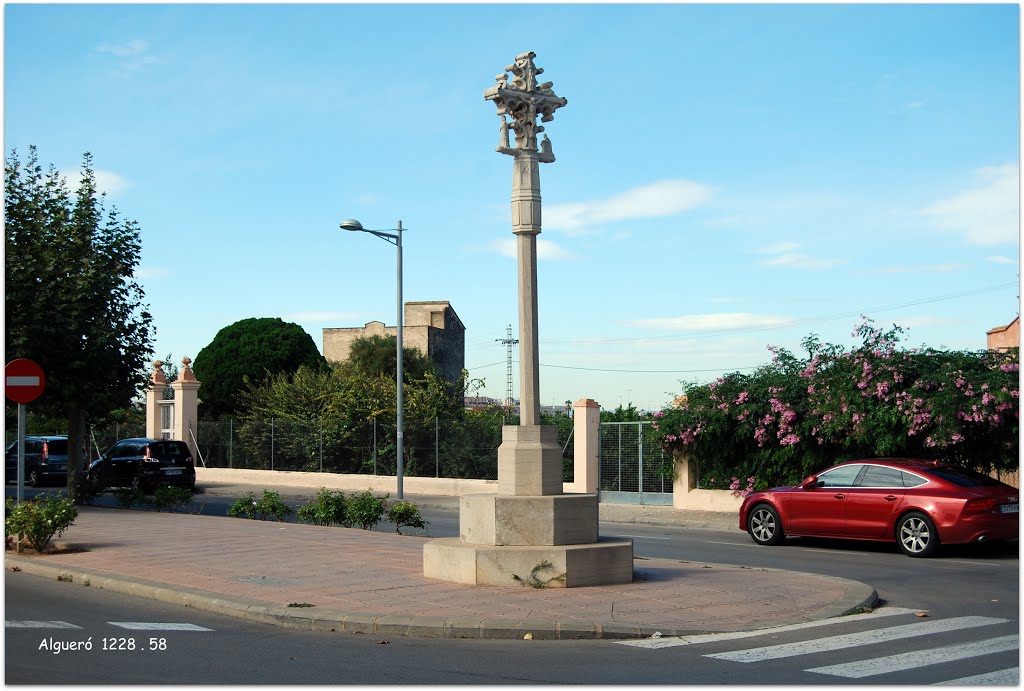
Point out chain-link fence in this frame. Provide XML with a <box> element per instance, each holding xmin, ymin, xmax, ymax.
<box><xmin>9</xmin><ymin>414</ymin><xmax>576</xmax><ymax>483</ymax></box>
<box><xmin>599</xmin><ymin>421</ymin><xmax>673</xmax><ymax>503</ymax></box>
<box><xmin>192</xmin><ymin>414</ymin><xmax>575</xmax><ymax>481</ymax></box>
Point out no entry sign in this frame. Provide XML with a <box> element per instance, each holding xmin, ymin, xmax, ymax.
<box><xmin>5</xmin><ymin>359</ymin><xmax>46</xmax><ymax>404</ymax></box>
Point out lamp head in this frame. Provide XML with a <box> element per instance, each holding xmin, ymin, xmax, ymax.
<box><xmin>339</xmin><ymin>219</ymin><xmax>364</xmax><ymax>232</ymax></box>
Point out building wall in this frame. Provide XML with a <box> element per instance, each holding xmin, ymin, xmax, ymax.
<box><xmin>986</xmin><ymin>317</ymin><xmax>1020</xmax><ymax>352</ymax></box>
<box><xmin>323</xmin><ymin>302</ymin><xmax>465</xmax><ymax>383</ymax></box>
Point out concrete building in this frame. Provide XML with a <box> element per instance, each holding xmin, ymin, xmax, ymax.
<box><xmin>323</xmin><ymin>301</ymin><xmax>465</xmax><ymax>383</ymax></box>
<box><xmin>986</xmin><ymin>316</ymin><xmax>1020</xmax><ymax>351</ymax></box>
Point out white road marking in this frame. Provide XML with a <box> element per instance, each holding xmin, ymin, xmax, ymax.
<box><xmin>606</xmin><ymin>534</ymin><xmax>673</xmax><ymax>540</ymax></box>
<box><xmin>807</xmin><ymin>634</ymin><xmax>1019</xmax><ymax>679</ymax></box>
<box><xmin>618</xmin><ymin>607</ymin><xmax>923</xmax><ymax>649</ymax></box>
<box><xmin>108</xmin><ymin>622</ymin><xmax>213</xmax><ymax>631</ymax></box>
<box><xmin>707</xmin><ymin>616</ymin><xmax>1010</xmax><ymax>662</ymax></box>
<box><xmin>705</xmin><ymin>541</ymin><xmax>752</xmax><ymax>547</ymax></box>
<box><xmin>6</xmin><ymin>621</ymin><xmax>82</xmax><ymax>629</ymax></box>
<box><xmin>939</xmin><ymin>560</ymin><xmax>1002</xmax><ymax>567</ymax></box>
<box><xmin>935</xmin><ymin>667</ymin><xmax>1019</xmax><ymax>685</ymax></box>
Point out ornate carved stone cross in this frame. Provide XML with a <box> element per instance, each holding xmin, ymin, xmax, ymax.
<box><xmin>484</xmin><ymin>51</ymin><xmax>567</xmax><ymax>427</ymax></box>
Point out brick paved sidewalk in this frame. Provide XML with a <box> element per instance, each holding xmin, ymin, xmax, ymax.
<box><xmin>6</xmin><ymin>507</ymin><xmax>877</xmax><ymax>639</ymax></box>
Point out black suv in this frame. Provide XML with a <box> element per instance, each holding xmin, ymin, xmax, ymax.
<box><xmin>4</xmin><ymin>436</ymin><xmax>69</xmax><ymax>487</ymax></box>
<box><xmin>87</xmin><ymin>438</ymin><xmax>196</xmax><ymax>492</ymax></box>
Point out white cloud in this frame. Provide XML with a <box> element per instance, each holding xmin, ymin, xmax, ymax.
<box><xmin>134</xmin><ymin>267</ymin><xmax>168</xmax><ymax>280</ymax></box>
<box><xmin>96</xmin><ymin>39</ymin><xmax>149</xmax><ymax>57</ymax></box>
<box><xmin>59</xmin><ymin>168</ymin><xmax>130</xmax><ymax>196</ymax></box>
<box><xmin>284</xmin><ymin>311</ymin><xmax>361</xmax><ymax>323</ymax></box>
<box><xmin>626</xmin><ymin>312</ymin><xmax>791</xmax><ymax>332</ymax></box>
<box><xmin>95</xmin><ymin>39</ymin><xmax>159</xmax><ymax>71</ymax></box>
<box><xmin>544</xmin><ymin>179</ymin><xmax>712</xmax><ymax>234</ymax></box>
<box><xmin>987</xmin><ymin>255</ymin><xmax>1017</xmax><ymax>265</ymax></box>
<box><xmin>876</xmin><ymin>263</ymin><xmax>965</xmax><ymax>274</ymax></box>
<box><xmin>920</xmin><ymin>164</ymin><xmax>1019</xmax><ymax>245</ymax></box>
<box><xmin>488</xmin><ymin>237</ymin><xmax>574</xmax><ymax>261</ymax></box>
<box><xmin>755</xmin><ymin>242</ymin><xmax>842</xmax><ymax>270</ymax></box>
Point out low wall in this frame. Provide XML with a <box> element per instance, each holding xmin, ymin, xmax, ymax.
<box><xmin>197</xmin><ymin>466</ymin><xmax>743</xmax><ymax>513</ymax></box>
<box><xmin>197</xmin><ymin>467</ymin><xmax>500</xmax><ymax>496</ymax></box>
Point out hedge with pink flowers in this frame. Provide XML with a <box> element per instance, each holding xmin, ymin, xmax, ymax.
<box><xmin>657</xmin><ymin>318</ymin><xmax>1019</xmax><ymax>492</ymax></box>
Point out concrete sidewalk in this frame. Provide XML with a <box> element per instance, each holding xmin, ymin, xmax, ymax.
<box><xmin>6</xmin><ymin>498</ymin><xmax>878</xmax><ymax>640</ymax></box>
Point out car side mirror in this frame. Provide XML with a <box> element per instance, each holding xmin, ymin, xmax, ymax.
<box><xmin>799</xmin><ymin>475</ymin><xmax>822</xmax><ymax>489</ymax></box>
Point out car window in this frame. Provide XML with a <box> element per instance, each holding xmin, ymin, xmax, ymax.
<box><xmin>900</xmin><ymin>471</ymin><xmax>928</xmax><ymax>488</ymax></box>
<box><xmin>928</xmin><ymin>466</ymin><xmax>1003</xmax><ymax>487</ymax></box>
<box><xmin>46</xmin><ymin>439</ymin><xmax>68</xmax><ymax>454</ymax></box>
<box><xmin>149</xmin><ymin>442</ymin><xmax>188</xmax><ymax>459</ymax></box>
<box><xmin>858</xmin><ymin>465</ymin><xmax>906</xmax><ymax>488</ymax></box>
<box><xmin>107</xmin><ymin>442</ymin><xmax>126</xmax><ymax>457</ymax></box>
<box><xmin>817</xmin><ymin>465</ymin><xmax>863</xmax><ymax>487</ymax></box>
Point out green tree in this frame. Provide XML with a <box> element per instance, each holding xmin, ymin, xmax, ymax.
<box><xmin>5</xmin><ymin>147</ymin><xmax>154</xmax><ymax>500</ymax></box>
<box><xmin>192</xmin><ymin>317</ymin><xmax>326</xmax><ymax>419</ymax></box>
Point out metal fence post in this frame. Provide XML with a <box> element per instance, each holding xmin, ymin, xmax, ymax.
<box><xmin>435</xmin><ymin>417</ymin><xmax>440</xmax><ymax>478</ymax></box>
<box><xmin>637</xmin><ymin>421</ymin><xmax>644</xmax><ymax>503</ymax></box>
<box><xmin>271</xmin><ymin>417</ymin><xmax>275</xmax><ymax>471</ymax></box>
<box><xmin>373</xmin><ymin>417</ymin><xmax>378</xmax><ymax>475</ymax></box>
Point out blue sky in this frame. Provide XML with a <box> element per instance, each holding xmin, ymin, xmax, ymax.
<box><xmin>5</xmin><ymin>3</ymin><xmax>1020</xmax><ymax>412</ymax></box>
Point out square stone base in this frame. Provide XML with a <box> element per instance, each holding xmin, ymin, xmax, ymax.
<box><xmin>460</xmin><ymin>493</ymin><xmax>599</xmax><ymax>546</ymax></box>
<box><xmin>423</xmin><ymin>537</ymin><xmax>633</xmax><ymax>588</ymax></box>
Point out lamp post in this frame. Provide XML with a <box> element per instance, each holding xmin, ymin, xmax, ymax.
<box><xmin>340</xmin><ymin>218</ymin><xmax>405</xmax><ymax>500</ymax></box>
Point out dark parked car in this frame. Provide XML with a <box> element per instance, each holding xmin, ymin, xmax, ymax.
<box><xmin>87</xmin><ymin>438</ymin><xmax>196</xmax><ymax>493</ymax></box>
<box><xmin>739</xmin><ymin>458</ymin><xmax>1018</xmax><ymax>557</ymax></box>
<box><xmin>4</xmin><ymin>436</ymin><xmax>69</xmax><ymax>487</ymax></box>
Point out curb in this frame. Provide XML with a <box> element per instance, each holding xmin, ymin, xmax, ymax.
<box><xmin>5</xmin><ymin>555</ymin><xmax>878</xmax><ymax>640</ymax></box>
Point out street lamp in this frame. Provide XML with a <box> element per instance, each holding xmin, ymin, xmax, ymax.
<box><xmin>340</xmin><ymin>218</ymin><xmax>405</xmax><ymax>500</ymax></box>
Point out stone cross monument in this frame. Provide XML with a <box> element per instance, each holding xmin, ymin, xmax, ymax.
<box><xmin>422</xmin><ymin>52</ymin><xmax>632</xmax><ymax>588</ymax></box>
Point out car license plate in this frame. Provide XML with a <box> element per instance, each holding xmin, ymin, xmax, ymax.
<box><xmin>1000</xmin><ymin>504</ymin><xmax>1018</xmax><ymax>514</ymax></box>
<box><xmin>164</xmin><ymin>468</ymin><xmax>182</xmax><ymax>476</ymax></box>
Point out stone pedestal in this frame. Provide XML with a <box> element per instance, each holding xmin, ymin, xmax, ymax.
<box><xmin>422</xmin><ymin>426</ymin><xmax>633</xmax><ymax>588</ymax></box>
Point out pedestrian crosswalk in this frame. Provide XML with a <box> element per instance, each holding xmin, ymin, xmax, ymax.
<box><xmin>619</xmin><ymin>608</ymin><xmax>1019</xmax><ymax>685</ymax></box>
<box><xmin>6</xmin><ymin>620</ymin><xmax>213</xmax><ymax>631</ymax></box>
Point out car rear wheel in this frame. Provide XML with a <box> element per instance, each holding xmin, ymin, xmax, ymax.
<box><xmin>747</xmin><ymin>504</ymin><xmax>785</xmax><ymax>546</ymax></box>
<box><xmin>28</xmin><ymin>467</ymin><xmax>40</xmax><ymax>487</ymax></box>
<box><xmin>130</xmin><ymin>473</ymin><xmax>144</xmax><ymax>493</ymax></box>
<box><xmin>896</xmin><ymin>511</ymin><xmax>939</xmax><ymax>557</ymax></box>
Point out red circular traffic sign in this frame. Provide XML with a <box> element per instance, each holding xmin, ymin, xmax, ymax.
<box><xmin>5</xmin><ymin>359</ymin><xmax>46</xmax><ymax>404</ymax></box>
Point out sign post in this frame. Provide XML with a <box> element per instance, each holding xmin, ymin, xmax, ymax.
<box><xmin>5</xmin><ymin>359</ymin><xmax>46</xmax><ymax>504</ymax></box>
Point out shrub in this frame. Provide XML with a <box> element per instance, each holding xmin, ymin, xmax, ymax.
<box><xmin>659</xmin><ymin>318</ymin><xmax>1020</xmax><ymax>488</ymax></box>
<box><xmin>6</xmin><ymin>494</ymin><xmax>78</xmax><ymax>552</ymax></box>
<box><xmin>227</xmin><ymin>490</ymin><xmax>292</xmax><ymax>521</ymax></box>
<box><xmin>113</xmin><ymin>487</ymin><xmax>146</xmax><ymax>510</ymax></box>
<box><xmin>386</xmin><ymin>500</ymin><xmax>429</xmax><ymax>535</ymax></box>
<box><xmin>346</xmin><ymin>491</ymin><xmax>387</xmax><ymax>530</ymax></box>
<box><xmin>297</xmin><ymin>489</ymin><xmax>350</xmax><ymax>526</ymax></box>
<box><xmin>74</xmin><ymin>476</ymin><xmax>103</xmax><ymax>506</ymax></box>
<box><xmin>151</xmin><ymin>485</ymin><xmax>194</xmax><ymax>512</ymax></box>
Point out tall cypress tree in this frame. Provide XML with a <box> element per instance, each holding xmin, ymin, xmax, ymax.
<box><xmin>5</xmin><ymin>147</ymin><xmax>154</xmax><ymax>499</ymax></box>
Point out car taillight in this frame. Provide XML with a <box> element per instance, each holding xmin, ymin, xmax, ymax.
<box><xmin>41</xmin><ymin>441</ymin><xmax>48</xmax><ymax>461</ymax></box>
<box><xmin>964</xmin><ymin>498</ymin><xmax>997</xmax><ymax>514</ymax></box>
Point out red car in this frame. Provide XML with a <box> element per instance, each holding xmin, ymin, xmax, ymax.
<box><xmin>738</xmin><ymin>458</ymin><xmax>1018</xmax><ymax>557</ymax></box>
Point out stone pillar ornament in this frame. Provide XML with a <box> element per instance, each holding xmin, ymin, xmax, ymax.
<box><xmin>421</xmin><ymin>52</ymin><xmax>632</xmax><ymax>589</ymax></box>
<box><xmin>484</xmin><ymin>50</ymin><xmax>567</xmax><ymax>427</ymax></box>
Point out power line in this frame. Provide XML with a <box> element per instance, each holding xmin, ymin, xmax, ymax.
<box><xmin>538</xmin><ymin>282</ymin><xmax>1018</xmax><ymax>346</ymax></box>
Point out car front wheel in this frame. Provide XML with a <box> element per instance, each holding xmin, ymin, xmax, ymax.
<box><xmin>896</xmin><ymin>511</ymin><xmax>939</xmax><ymax>557</ymax></box>
<box><xmin>747</xmin><ymin>504</ymin><xmax>785</xmax><ymax>546</ymax></box>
